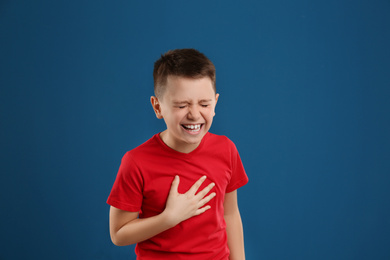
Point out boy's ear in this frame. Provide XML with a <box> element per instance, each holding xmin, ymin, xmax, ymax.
<box><xmin>150</xmin><ymin>96</ymin><xmax>163</xmax><ymax>119</ymax></box>
<box><xmin>214</xmin><ymin>93</ymin><xmax>219</xmax><ymax>116</ymax></box>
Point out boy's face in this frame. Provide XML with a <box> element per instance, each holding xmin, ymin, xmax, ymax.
<box><xmin>151</xmin><ymin>76</ymin><xmax>219</xmax><ymax>153</ymax></box>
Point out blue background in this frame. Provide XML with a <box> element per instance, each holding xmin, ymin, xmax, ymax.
<box><xmin>1</xmin><ymin>0</ymin><xmax>389</xmax><ymax>259</ymax></box>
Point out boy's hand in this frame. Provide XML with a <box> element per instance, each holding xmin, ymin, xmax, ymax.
<box><xmin>163</xmin><ymin>175</ymin><xmax>216</xmax><ymax>227</ymax></box>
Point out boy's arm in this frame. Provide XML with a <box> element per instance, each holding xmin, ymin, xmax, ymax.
<box><xmin>109</xmin><ymin>175</ymin><xmax>216</xmax><ymax>246</ymax></box>
<box><xmin>110</xmin><ymin>207</ymin><xmax>172</xmax><ymax>246</ymax></box>
<box><xmin>224</xmin><ymin>190</ymin><xmax>245</xmax><ymax>260</ymax></box>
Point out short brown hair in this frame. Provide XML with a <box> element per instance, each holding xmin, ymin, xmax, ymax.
<box><xmin>153</xmin><ymin>48</ymin><xmax>216</xmax><ymax>98</ymax></box>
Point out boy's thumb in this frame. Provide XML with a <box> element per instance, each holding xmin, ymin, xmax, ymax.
<box><xmin>169</xmin><ymin>175</ymin><xmax>180</xmax><ymax>194</ymax></box>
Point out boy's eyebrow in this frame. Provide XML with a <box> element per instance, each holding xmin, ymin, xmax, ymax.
<box><xmin>172</xmin><ymin>100</ymin><xmax>190</xmax><ymax>104</ymax></box>
<box><xmin>172</xmin><ymin>99</ymin><xmax>212</xmax><ymax>104</ymax></box>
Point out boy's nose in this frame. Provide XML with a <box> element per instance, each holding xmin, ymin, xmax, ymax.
<box><xmin>187</xmin><ymin>106</ymin><xmax>201</xmax><ymax>120</ymax></box>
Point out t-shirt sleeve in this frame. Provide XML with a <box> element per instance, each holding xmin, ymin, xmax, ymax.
<box><xmin>226</xmin><ymin>141</ymin><xmax>249</xmax><ymax>193</ymax></box>
<box><xmin>107</xmin><ymin>152</ymin><xmax>143</xmax><ymax>212</ymax></box>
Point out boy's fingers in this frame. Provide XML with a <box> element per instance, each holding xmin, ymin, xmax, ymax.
<box><xmin>196</xmin><ymin>182</ymin><xmax>215</xmax><ymax>199</ymax></box>
<box><xmin>199</xmin><ymin>192</ymin><xmax>216</xmax><ymax>208</ymax></box>
<box><xmin>187</xmin><ymin>175</ymin><xmax>207</xmax><ymax>195</ymax></box>
<box><xmin>194</xmin><ymin>205</ymin><xmax>211</xmax><ymax>216</ymax></box>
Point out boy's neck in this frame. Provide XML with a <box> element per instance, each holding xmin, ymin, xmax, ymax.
<box><xmin>159</xmin><ymin>131</ymin><xmax>203</xmax><ymax>154</ymax></box>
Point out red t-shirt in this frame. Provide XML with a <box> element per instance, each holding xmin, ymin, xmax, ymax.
<box><xmin>107</xmin><ymin>132</ymin><xmax>248</xmax><ymax>260</ymax></box>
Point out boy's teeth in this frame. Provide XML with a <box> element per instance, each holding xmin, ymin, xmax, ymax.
<box><xmin>183</xmin><ymin>124</ymin><xmax>201</xmax><ymax>130</ymax></box>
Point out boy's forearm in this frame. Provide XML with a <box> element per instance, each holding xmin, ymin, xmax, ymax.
<box><xmin>112</xmin><ymin>211</ymin><xmax>175</xmax><ymax>246</ymax></box>
<box><xmin>225</xmin><ymin>209</ymin><xmax>245</xmax><ymax>260</ymax></box>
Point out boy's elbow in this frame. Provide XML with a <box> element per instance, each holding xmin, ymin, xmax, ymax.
<box><xmin>110</xmin><ymin>237</ymin><xmax>121</xmax><ymax>247</ymax></box>
<box><xmin>111</xmin><ymin>237</ymin><xmax>129</xmax><ymax>247</ymax></box>
<box><xmin>111</xmin><ymin>239</ymin><xmax>126</xmax><ymax>247</ymax></box>
<box><xmin>110</xmin><ymin>232</ymin><xmax>121</xmax><ymax>246</ymax></box>
<box><xmin>110</xmin><ymin>231</ymin><xmax>132</xmax><ymax>247</ymax></box>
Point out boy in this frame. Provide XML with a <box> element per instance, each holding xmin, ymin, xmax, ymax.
<box><xmin>107</xmin><ymin>49</ymin><xmax>248</xmax><ymax>259</ymax></box>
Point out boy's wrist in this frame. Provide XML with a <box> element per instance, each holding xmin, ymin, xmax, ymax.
<box><xmin>160</xmin><ymin>210</ymin><xmax>179</xmax><ymax>229</ymax></box>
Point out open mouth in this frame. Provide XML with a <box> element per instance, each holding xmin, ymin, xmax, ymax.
<box><xmin>181</xmin><ymin>124</ymin><xmax>203</xmax><ymax>133</ymax></box>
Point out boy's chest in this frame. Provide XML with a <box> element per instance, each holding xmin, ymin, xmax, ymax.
<box><xmin>139</xmin><ymin>154</ymin><xmax>231</xmax><ymax>217</ymax></box>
